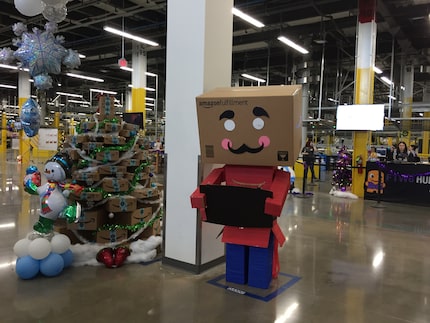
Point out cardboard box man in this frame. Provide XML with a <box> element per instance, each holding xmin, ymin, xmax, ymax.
<box><xmin>190</xmin><ymin>85</ymin><xmax>302</xmax><ymax>289</ymax></box>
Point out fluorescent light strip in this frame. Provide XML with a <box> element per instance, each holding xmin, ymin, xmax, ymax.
<box><xmin>68</xmin><ymin>99</ymin><xmax>90</xmax><ymax>105</ymax></box>
<box><xmin>90</xmin><ymin>88</ymin><xmax>117</xmax><ymax>95</ymax></box>
<box><xmin>381</xmin><ymin>76</ymin><xmax>393</xmax><ymax>86</ymax></box>
<box><xmin>277</xmin><ymin>36</ymin><xmax>309</xmax><ymax>54</ymax></box>
<box><xmin>120</xmin><ymin>66</ymin><xmax>158</xmax><ymax>77</ymax></box>
<box><xmin>128</xmin><ymin>84</ymin><xmax>156</xmax><ymax>91</ymax></box>
<box><xmin>232</xmin><ymin>8</ymin><xmax>265</xmax><ymax>28</ymax></box>
<box><xmin>241</xmin><ymin>73</ymin><xmax>266</xmax><ymax>83</ymax></box>
<box><xmin>0</xmin><ymin>64</ymin><xmax>29</xmax><ymax>72</ymax></box>
<box><xmin>0</xmin><ymin>84</ymin><xmax>16</xmax><ymax>89</ymax></box>
<box><xmin>120</xmin><ymin>66</ymin><xmax>133</xmax><ymax>72</ymax></box>
<box><xmin>56</xmin><ymin>91</ymin><xmax>83</xmax><ymax>98</ymax></box>
<box><xmin>373</xmin><ymin>66</ymin><xmax>383</xmax><ymax>74</ymax></box>
<box><xmin>104</xmin><ymin>26</ymin><xmax>159</xmax><ymax>47</ymax></box>
<box><xmin>67</xmin><ymin>73</ymin><xmax>104</xmax><ymax>83</ymax></box>
<box><xmin>146</xmin><ymin>97</ymin><xmax>155</xmax><ymax>101</ymax></box>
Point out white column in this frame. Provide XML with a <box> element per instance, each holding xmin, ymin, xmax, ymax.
<box><xmin>163</xmin><ymin>0</ymin><xmax>233</xmax><ymax>271</ymax></box>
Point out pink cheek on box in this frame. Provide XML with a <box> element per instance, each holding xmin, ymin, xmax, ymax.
<box><xmin>259</xmin><ymin>136</ymin><xmax>270</xmax><ymax>147</ymax></box>
<box><xmin>221</xmin><ymin>138</ymin><xmax>231</xmax><ymax>150</ymax></box>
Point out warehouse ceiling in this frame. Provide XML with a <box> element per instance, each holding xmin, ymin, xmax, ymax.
<box><xmin>0</xmin><ymin>0</ymin><xmax>428</xmax><ymax>115</ymax></box>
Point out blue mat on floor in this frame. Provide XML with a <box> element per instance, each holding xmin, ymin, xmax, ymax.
<box><xmin>207</xmin><ymin>272</ymin><xmax>301</xmax><ymax>302</ymax></box>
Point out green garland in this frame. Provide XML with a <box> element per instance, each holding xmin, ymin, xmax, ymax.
<box><xmin>75</xmin><ymin>117</ymin><xmax>121</xmax><ymax>134</ymax></box>
<box><xmin>97</xmin><ymin>214</ymin><xmax>161</xmax><ymax>232</ymax></box>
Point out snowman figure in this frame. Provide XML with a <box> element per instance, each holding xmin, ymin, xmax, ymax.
<box><xmin>24</xmin><ymin>153</ymin><xmax>83</xmax><ymax>235</ymax></box>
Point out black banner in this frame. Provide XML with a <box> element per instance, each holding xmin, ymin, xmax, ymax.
<box><xmin>364</xmin><ymin>161</ymin><xmax>430</xmax><ymax>205</ymax></box>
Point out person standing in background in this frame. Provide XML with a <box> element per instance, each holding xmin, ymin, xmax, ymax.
<box><xmin>302</xmin><ymin>139</ymin><xmax>317</xmax><ymax>182</ymax></box>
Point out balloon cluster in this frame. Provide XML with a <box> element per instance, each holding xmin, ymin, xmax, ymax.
<box><xmin>13</xmin><ymin>233</ymin><xmax>73</xmax><ymax>279</ymax></box>
<box><xmin>14</xmin><ymin>0</ymin><xmax>70</xmax><ymax>23</ymax></box>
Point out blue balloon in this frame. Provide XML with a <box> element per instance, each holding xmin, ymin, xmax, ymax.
<box><xmin>40</xmin><ymin>253</ymin><xmax>64</xmax><ymax>277</ymax></box>
<box><xmin>60</xmin><ymin>250</ymin><xmax>74</xmax><ymax>268</ymax></box>
<box><xmin>16</xmin><ymin>256</ymin><xmax>40</xmax><ymax>280</ymax></box>
<box><xmin>20</xmin><ymin>98</ymin><xmax>40</xmax><ymax>138</ymax></box>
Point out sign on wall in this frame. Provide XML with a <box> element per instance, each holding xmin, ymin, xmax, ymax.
<box><xmin>38</xmin><ymin>128</ymin><xmax>58</xmax><ymax>151</ymax></box>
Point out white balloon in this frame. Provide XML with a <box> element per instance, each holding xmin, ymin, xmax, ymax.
<box><xmin>51</xmin><ymin>234</ymin><xmax>71</xmax><ymax>254</ymax></box>
<box><xmin>14</xmin><ymin>0</ymin><xmax>43</xmax><ymax>17</ymax></box>
<box><xmin>28</xmin><ymin>238</ymin><xmax>52</xmax><ymax>260</ymax></box>
<box><xmin>13</xmin><ymin>238</ymin><xmax>31</xmax><ymax>257</ymax></box>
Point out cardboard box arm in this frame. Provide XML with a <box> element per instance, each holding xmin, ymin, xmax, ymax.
<box><xmin>264</xmin><ymin>170</ymin><xmax>290</xmax><ymax>216</ymax></box>
<box><xmin>190</xmin><ymin>167</ymin><xmax>225</xmax><ymax>209</ymax></box>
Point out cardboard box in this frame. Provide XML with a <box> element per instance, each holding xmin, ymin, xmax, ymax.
<box><xmin>96</xmin><ymin>150</ymin><xmax>120</xmax><ymax>161</ymax></box>
<box><xmin>72</xmin><ymin>171</ymin><xmax>101</xmax><ymax>183</ymax></box>
<box><xmin>112</xmin><ymin>207</ymin><xmax>152</xmax><ymax>226</ymax></box>
<box><xmin>103</xmin><ymin>135</ymin><xmax>126</xmax><ymax>145</ymax></box>
<box><xmin>131</xmin><ymin>207</ymin><xmax>152</xmax><ymax>225</ymax></box>
<box><xmin>82</xmin><ymin>142</ymin><xmax>103</xmax><ymax>151</ymax></box>
<box><xmin>195</xmin><ymin>85</ymin><xmax>302</xmax><ymax>166</ymax></box>
<box><xmin>67</xmin><ymin>208</ymin><xmax>105</xmax><ymax>230</ymax></box>
<box><xmin>131</xmin><ymin>187</ymin><xmax>159</xmax><ymax>199</ymax></box>
<box><xmin>79</xmin><ymin>191</ymin><xmax>104</xmax><ymax>202</ymax></box>
<box><xmin>96</xmin><ymin>229</ymin><xmax>127</xmax><ymax>244</ymax></box>
<box><xmin>120</xmin><ymin>159</ymin><xmax>141</xmax><ymax>167</ymax></box>
<box><xmin>104</xmin><ymin>122</ymin><xmax>122</xmax><ymax>132</ymax></box>
<box><xmin>123</xmin><ymin>122</ymin><xmax>140</xmax><ymax>131</ymax></box>
<box><xmin>68</xmin><ymin>148</ymin><xmax>82</xmax><ymax>161</ymax></box>
<box><xmin>119</xmin><ymin>129</ymin><xmax>138</xmax><ymax>137</ymax></box>
<box><xmin>66</xmin><ymin>134</ymin><xmax>88</xmax><ymax>145</ymax></box>
<box><xmin>124</xmin><ymin>172</ymin><xmax>149</xmax><ymax>182</ymax></box>
<box><xmin>106</xmin><ymin>195</ymin><xmax>137</xmax><ymax>212</ymax></box>
<box><xmin>98</xmin><ymin>95</ymin><xmax>116</xmax><ymax>118</ymax></box>
<box><xmin>79</xmin><ymin>122</ymin><xmax>96</xmax><ymax>132</ymax></box>
<box><xmin>98</xmin><ymin>165</ymin><xmax>127</xmax><ymax>175</ymax></box>
<box><xmin>102</xmin><ymin>177</ymin><xmax>129</xmax><ymax>192</ymax></box>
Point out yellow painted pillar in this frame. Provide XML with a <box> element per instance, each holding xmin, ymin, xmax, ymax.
<box><xmin>351</xmin><ymin>0</ymin><xmax>377</xmax><ymax>197</ymax></box>
<box><xmin>401</xmin><ymin>65</ymin><xmax>414</xmax><ymax>145</ymax></box>
<box><xmin>422</xmin><ymin>86</ymin><xmax>430</xmax><ymax>155</ymax></box>
<box><xmin>0</xmin><ymin>112</ymin><xmax>6</xmax><ymax>152</ymax></box>
<box><xmin>18</xmin><ymin>71</ymin><xmax>31</xmax><ymax>166</ymax></box>
<box><xmin>131</xmin><ymin>43</ymin><xmax>147</xmax><ymax>132</ymax></box>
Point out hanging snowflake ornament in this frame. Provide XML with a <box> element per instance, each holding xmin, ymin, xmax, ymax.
<box><xmin>0</xmin><ymin>21</ymin><xmax>81</xmax><ymax>90</ymax></box>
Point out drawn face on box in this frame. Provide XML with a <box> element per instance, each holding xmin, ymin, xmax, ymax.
<box><xmin>198</xmin><ymin>98</ymin><xmax>295</xmax><ymax>166</ymax></box>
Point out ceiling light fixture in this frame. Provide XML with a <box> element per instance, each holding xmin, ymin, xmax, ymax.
<box><xmin>120</xmin><ymin>66</ymin><xmax>133</xmax><ymax>72</ymax></box>
<box><xmin>373</xmin><ymin>66</ymin><xmax>383</xmax><ymax>74</ymax></box>
<box><xmin>67</xmin><ymin>73</ymin><xmax>104</xmax><ymax>82</ymax></box>
<box><xmin>241</xmin><ymin>73</ymin><xmax>266</xmax><ymax>83</ymax></box>
<box><xmin>381</xmin><ymin>76</ymin><xmax>393</xmax><ymax>86</ymax></box>
<box><xmin>277</xmin><ymin>36</ymin><xmax>309</xmax><ymax>54</ymax></box>
<box><xmin>0</xmin><ymin>84</ymin><xmax>17</xmax><ymax>89</ymax></box>
<box><xmin>90</xmin><ymin>88</ymin><xmax>117</xmax><ymax>95</ymax></box>
<box><xmin>104</xmin><ymin>26</ymin><xmax>159</xmax><ymax>47</ymax></box>
<box><xmin>0</xmin><ymin>64</ymin><xmax>29</xmax><ymax>72</ymax></box>
<box><xmin>78</xmin><ymin>54</ymin><xmax>86</xmax><ymax>59</ymax></box>
<box><xmin>56</xmin><ymin>91</ymin><xmax>83</xmax><ymax>98</ymax></box>
<box><xmin>232</xmin><ymin>8</ymin><xmax>265</xmax><ymax>28</ymax></box>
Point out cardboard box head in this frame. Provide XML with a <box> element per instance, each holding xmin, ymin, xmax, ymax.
<box><xmin>196</xmin><ymin>85</ymin><xmax>302</xmax><ymax>166</ymax></box>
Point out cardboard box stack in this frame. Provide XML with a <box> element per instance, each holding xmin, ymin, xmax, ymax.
<box><xmin>58</xmin><ymin>94</ymin><xmax>162</xmax><ymax>245</ymax></box>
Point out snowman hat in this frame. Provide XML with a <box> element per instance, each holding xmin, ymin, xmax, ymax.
<box><xmin>47</xmin><ymin>153</ymin><xmax>73</xmax><ymax>178</ymax></box>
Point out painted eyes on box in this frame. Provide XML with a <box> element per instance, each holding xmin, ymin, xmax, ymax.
<box><xmin>223</xmin><ymin>118</ymin><xmax>265</xmax><ymax>132</ymax></box>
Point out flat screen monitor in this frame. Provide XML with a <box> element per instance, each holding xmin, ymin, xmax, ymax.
<box><xmin>123</xmin><ymin>112</ymin><xmax>144</xmax><ymax>129</ymax></box>
<box><xmin>336</xmin><ymin>104</ymin><xmax>385</xmax><ymax>131</ymax></box>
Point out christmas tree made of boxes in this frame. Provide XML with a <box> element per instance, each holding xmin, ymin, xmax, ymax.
<box><xmin>61</xmin><ymin>94</ymin><xmax>162</xmax><ymax>244</ymax></box>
